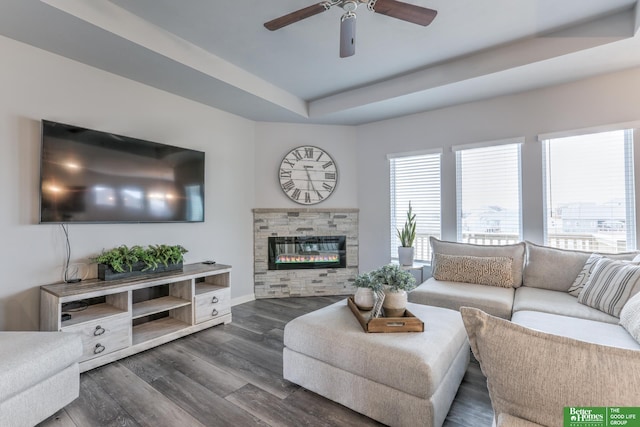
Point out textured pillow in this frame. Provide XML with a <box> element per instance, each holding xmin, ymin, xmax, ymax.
<box><xmin>567</xmin><ymin>253</ymin><xmax>602</xmax><ymax>297</ymax></box>
<box><xmin>620</xmin><ymin>291</ymin><xmax>640</xmax><ymax>344</ymax></box>
<box><xmin>432</xmin><ymin>253</ymin><xmax>514</xmax><ymax>287</ymax></box>
<box><xmin>430</xmin><ymin>237</ymin><xmax>525</xmax><ymax>287</ymax></box>
<box><xmin>461</xmin><ymin>307</ymin><xmax>640</xmax><ymax>427</ymax></box>
<box><xmin>578</xmin><ymin>258</ymin><xmax>640</xmax><ymax>317</ymax></box>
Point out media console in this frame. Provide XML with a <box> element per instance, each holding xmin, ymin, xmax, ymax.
<box><xmin>40</xmin><ymin>263</ymin><xmax>231</xmax><ymax>372</ymax></box>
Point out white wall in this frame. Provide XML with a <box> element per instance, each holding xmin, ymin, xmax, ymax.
<box><xmin>356</xmin><ymin>66</ymin><xmax>640</xmax><ymax>272</ymax></box>
<box><xmin>254</xmin><ymin>122</ymin><xmax>358</xmax><ymax>208</ymax></box>
<box><xmin>0</xmin><ymin>35</ymin><xmax>256</xmax><ymax>330</ymax></box>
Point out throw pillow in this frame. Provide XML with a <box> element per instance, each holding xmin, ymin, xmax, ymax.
<box><xmin>620</xmin><ymin>291</ymin><xmax>640</xmax><ymax>344</ymax></box>
<box><xmin>577</xmin><ymin>258</ymin><xmax>640</xmax><ymax>317</ymax></box>
<box><xmin>430</xmin><ymin>237</ymin><xmax>525</xmax><ymax>287</ymax></box>
<box><xmin>432</xmin><ymin>253</ymin><xmax>514</xmax><ymax>287</ymax></box>
<box><xmin>567</xmin><ymin>253</ymin><xmax>602</xmax><ymax>297</ymax></box>
<box><xmin>461</xmin><ymin>307</ymin><xmax>640</xmax><ymax>427</ymax></box>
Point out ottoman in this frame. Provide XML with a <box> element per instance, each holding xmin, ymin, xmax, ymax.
<box><xmin>283</xmin><ymin>300</ymin><xmax>470</xmax><ymax>427</ymax></box>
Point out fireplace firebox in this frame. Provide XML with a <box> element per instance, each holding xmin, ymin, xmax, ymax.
<box><xmin>268</xmin><ymin>236</ymin><xmax>346</xmax><ymax>270</ymax></box>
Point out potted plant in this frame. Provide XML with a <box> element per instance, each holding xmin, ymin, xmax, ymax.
<box><xmin>370</xmin><ymin>264</ymin><xmax>417</xmax><ymax>317</ymax></box>
<box><xmin>92</xmin><ymin>244</ymin><xmax>188</xmax><ymax>281</ymax></box>
<box><xmin>353</xmin><ymin>272</ymin><xmax>383</xmax><ymax>310</ymax></box>
<box><xmin>396</xmin><ymin>202</ymin><xmax>416</xmax><ymax>266</ymax></box>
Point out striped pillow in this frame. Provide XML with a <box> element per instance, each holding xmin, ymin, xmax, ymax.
<box><xmin>577</xmin><ymin>258</ymin><xmax>640</xmax><ymax>317</ymax></box>
<box><xmin>432</xmin><ymin>253</ymin><xmax>514</xmax><ymax>287</ymax></box>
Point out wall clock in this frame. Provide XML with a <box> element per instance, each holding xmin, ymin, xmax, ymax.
<box><xmin>279</xmin><ymin>145</ymin><xmax>338</xmax><ymax>205</ymax></box>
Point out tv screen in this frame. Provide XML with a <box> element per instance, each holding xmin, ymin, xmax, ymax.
<box><xmin>39</xmin><ymin>120</ymin><xmax>205</xmax><ymax>223</ymax></box>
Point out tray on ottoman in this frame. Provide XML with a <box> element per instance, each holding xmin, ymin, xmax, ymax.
<box><xmin>347</xmin><ymin>296</ymin><xmax>424</xmax><ymax>333</ymax></box>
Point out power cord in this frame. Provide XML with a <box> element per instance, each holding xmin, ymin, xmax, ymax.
<box><xmin>61</xmin><ymin>223</ymin><xmax>81</xmax><ymax>283</ymax></box>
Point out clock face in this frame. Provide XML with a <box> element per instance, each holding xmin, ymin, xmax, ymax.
<box><xmin>279</xmin><ymin>145</ymin><xmax>338</xmax><ymax>205</ymax></box>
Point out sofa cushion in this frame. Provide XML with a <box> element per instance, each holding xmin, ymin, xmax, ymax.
<box><xmin>432</xmin><ymin>253</ymin><xmax>514</xmax><ymax>287</ymax></box>
<box><xmin>461</xmin><ymin>307</ymin><xmax>640</xmax><ymax>427</ymax></box>
<box><xmin>577</xmin><ymin>257</ymin><xmax>640</xmax><ymax>317</ymax></box>
<box><xmin>511</xmin><ymin>310</ymin><xmax>640</xmax><ymax>350</ymax></box>
<box><xmin>0</xmin><ymin>332</ymin><xmax>82</xmax><ymax>402</ymax></box>
<box><xmin>620</xmin><ymin>291</ymin><xmax>640</xmax><ymax>344</ymax></box>
<box><xmin>409</xmin><ymin>277</ymin><xmax>514</xmax><ymax>319</ymax></box>
<box><xmin>513</xmin><ymin>287</ymin><xmax>619</xmax><ymax>324</ymax></box>
<box><xmin>522</xmin><ymin>241</ymin><xmax>637</xmax><ymax>292</ymax></box>
<box><xmin>430</xmin><ymin>237</ymin><xmax>525</xmax><ymax>287</ymax></box>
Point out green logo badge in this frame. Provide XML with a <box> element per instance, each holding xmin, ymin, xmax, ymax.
<box><xmin>564</xmin><ymin>407</ymin><xmax>640</xmax><ymax>427</ymax></box>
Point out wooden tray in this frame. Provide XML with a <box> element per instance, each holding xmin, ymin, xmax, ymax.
<box><xmin>347</xmin><ymin>297</ymin><xmax>424</xmax><ymax>333</ymax></box>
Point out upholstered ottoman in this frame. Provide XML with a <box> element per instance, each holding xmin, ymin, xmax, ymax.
<box><xmin>283</xmin><ymin>300</ymin><xmax>470</xmax><ymax>427</ymax></box>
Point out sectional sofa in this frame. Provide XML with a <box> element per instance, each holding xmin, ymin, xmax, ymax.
<box><xmin>409</xmin><ymin>238</ymin><xmax>640</xmax><ymax>427</ymax></box>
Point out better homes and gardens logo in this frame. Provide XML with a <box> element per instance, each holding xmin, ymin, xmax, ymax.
<box><xmin>564</xmin><ymin>407</ymin><xmax>640</xmax><ymax>427</ymax></box>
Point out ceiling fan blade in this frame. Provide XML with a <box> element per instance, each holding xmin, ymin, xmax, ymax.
<box><xmin>371</xmin><ymin>0</ymin><xmax>437</xmax><ymax>26</ymax></box>
<box><xmin>340</xmin><ymin>14</ymin><xmax>356</xmax><ymax>58</ymax></box>
<box><xmin>264</xmin><ymin>3</ymin><xmax>329</xmax><ymax>31</ymax></box>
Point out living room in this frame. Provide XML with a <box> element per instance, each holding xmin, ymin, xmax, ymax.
<box><xmin>1</xmin><ymin>1</ymin><xmax>640</xmax><ymax>426</ymax></box>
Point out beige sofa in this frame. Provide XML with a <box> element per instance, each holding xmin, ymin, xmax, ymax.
<box><xmin>409</xmin><ymin>238</ymin><xmax>640</xmax><ymax>426</ymax></box>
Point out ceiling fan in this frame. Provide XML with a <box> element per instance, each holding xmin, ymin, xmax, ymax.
<box><xmin>264</xmin><ymin>0</ymin><xmax>437</xmax><ymax>58</ymax></box>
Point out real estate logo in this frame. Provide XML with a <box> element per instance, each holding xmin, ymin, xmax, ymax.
<box><xmin>564</xmin><ymin>407</ymin><xmax>640</xmax><ymax>427</ymax></box>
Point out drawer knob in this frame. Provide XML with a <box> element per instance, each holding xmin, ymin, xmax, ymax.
<box><xmin>211</xmin><ymin>308</ymin><xmax>219</xmax><ymax>317</ymax></box>
<box><xmin>94</xmin><ymin>343</ymin><xmax>106</xmax><ymax>354</ymax></box>
<box><xmin>94</xmin><ymin>325</ymin><xmax>106</xmax><ymax>336</ymax></box>
<box><xmin>211</xmin><ymin>296</ymin><xmax>219</xmax><ymax>303</ymax></box>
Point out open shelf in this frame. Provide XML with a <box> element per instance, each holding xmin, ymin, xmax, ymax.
<box><xmin>61</xmin><ymin>303</ymin><xmax>127</xmax><ymax>327</ymax></box>
<box><xmin>132</xmin><ymin>317</ymin><xmax>190</xmax><ymax>345</ymax></box>
<box><xmin>195</xmin><ymin>283</ymin><xmax>226</xmax><ymax>295</ymax></box>
<box><xmin>132</xmin><ymin>296</ymin><xmax>191</xmax><ymax>320</ymax></box>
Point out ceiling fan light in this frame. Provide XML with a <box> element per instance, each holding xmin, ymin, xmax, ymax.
<box><xmin>340</xmin><ymin>13</ymin><xmax>356</xmax><ymax>58</ymax></box>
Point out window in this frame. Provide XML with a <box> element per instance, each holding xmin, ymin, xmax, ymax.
<box><xmin>389</xmin><ymin>151</ymin><xmax>442</xmax><ymax>262</ymax></box>
<box><xmin>542</xmin><ymin>129</ymin><xmax>636</xmax><ymax>253</ymax></box>
<box><xmin>455</xmin><ymin>141</ymin><xmax>523</xmax><ymax>245</ymax></box>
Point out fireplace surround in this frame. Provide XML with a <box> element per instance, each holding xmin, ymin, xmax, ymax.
<box><xmin>253</xmin><ymin>208</ymin><xmax>358</xmax><ymax>298</ymax></box>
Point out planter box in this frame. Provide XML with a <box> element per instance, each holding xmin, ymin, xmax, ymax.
<box><xmin>98</xmin><ymin>261</ymin><xmax>183</xmax><ymax>281</ymax></box>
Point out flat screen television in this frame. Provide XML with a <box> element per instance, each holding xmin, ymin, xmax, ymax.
<box><xmin>39</xmin><ymin>120</ymin><xmax>205</xmax><ymax>223</ymax></box>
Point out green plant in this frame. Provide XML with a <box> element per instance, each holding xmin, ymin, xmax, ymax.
<box><xmin>353</xmin><ymin>272</ymin><xmax>383</xmax><ymax>292</ymax></box>
<box><xmin>92</xmin><ymin>244</ymin><xmax>188</xmax><ymax>272</ymax></box>
<box><xmin>369</xmin><ymin>264</ymin><xmax>416</xmax><ymax>292</ymax></box>
<box><xmin>396</xmin><ymin>202</ymin><xmax>416</xmax><ymax>248</ymax></box>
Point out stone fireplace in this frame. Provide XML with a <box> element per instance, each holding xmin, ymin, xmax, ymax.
<box><xmin>253</xmin><ymin>208</ymin><xmax>358</xmax><ymax>298</ymax></box>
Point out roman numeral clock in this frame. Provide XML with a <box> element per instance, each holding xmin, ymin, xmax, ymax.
<box><xmin>279</xmin><ymin>145</ymin><xmax>338</xmax><ymax>205</ymax></box>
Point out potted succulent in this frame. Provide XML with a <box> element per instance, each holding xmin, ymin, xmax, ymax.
<box><xmin>370</xmin><ymin>264</ymin><xmax>417</xmax><ymax>317</ymax></box>
<box><xmin>396</xmin><ymin>202</ymin><xmax>416</xmax><ymax>266</ymax></box>
<box><xmin>92</xmin><ymin>244</ymin><xmax>188</xmax><ymax>281</ymax></box>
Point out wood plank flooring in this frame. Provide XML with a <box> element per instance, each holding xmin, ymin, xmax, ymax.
<box><xmin>39</xmin><ymin>296</ymin><xmax>493</xmax><ymax>427</ymax></box>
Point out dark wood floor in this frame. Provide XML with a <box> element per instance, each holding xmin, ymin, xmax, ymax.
<box><xmin>39</xmin><ymin>296</ymin><xmax>493</xmax><ymax>427</ymax></box>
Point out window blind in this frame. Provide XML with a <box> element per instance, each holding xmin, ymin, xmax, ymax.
<box><xmin>455</xmin><ymin>143</ymin><xmax>522</xmax><ymax>245</ymax></box>
<box><xmin>389</xmin><ymin>152</ymin><xmax>441</xmax><ymax>262</ymax></box>
<box><xmin>542</xmin><ymin>129</ymin><xmax>636</xmax><ymax>253</ymax></box>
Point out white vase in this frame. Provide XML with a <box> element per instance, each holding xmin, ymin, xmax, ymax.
<box><xmin>398</xmin><ymin>246</ymin><xmax>414</xmax><ymax>266</ymax></box>
<box><xmin>383</xmin><ymin>289</ymin><xmax>408</xmax><ymax>317</ymax></box>
<box><xmin>354</xmin><ymin>288</ymin><xmax>375</xmax><ymax>311</ymax></box>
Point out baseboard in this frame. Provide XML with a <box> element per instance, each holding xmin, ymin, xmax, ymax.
<box><xmin>231</xmin><ymin>293</ymin><xmax>255</xmax><ymax>306</ymax></box>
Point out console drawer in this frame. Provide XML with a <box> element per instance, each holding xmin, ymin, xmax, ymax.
<box><xmin>194</xmin><ymin>288</ymin><xmax>230</xmax><ymax>324</ymax></box>
<box><xmin>62</xmin><ymin>313</ymin><xmax>131</xmax><ymax>362</ymax></box>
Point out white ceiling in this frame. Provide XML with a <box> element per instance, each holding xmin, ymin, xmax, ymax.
<box><xmin>1</xmin><ymin>0</ymin><xmax>639</xmax><ymax>125</ymax></box>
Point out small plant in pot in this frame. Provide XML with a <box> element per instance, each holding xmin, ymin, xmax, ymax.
<box><xmin>370</xmin><ymin>264</ymin><xmax>417</xmax><ymax>317</ymax></box>
<box><xmin>353</xmin><ymin>272</ymin><xmax>383</xmax><ymax>311</ymax></box>
<box><xmin>92</xmin><ymin>244</ymin><xmax>188</xmax><ymax>281</ymax></box>
<box><xmin>396</xmin><ymin>202</ymin><xmax>416</xmax><ymax>266</ymax></box>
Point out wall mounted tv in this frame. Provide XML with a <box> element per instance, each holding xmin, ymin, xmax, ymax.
<box><xmin>39</xmin><ymin>120</ymin><xmax>205</xmax><ymax>223</ymax></box>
